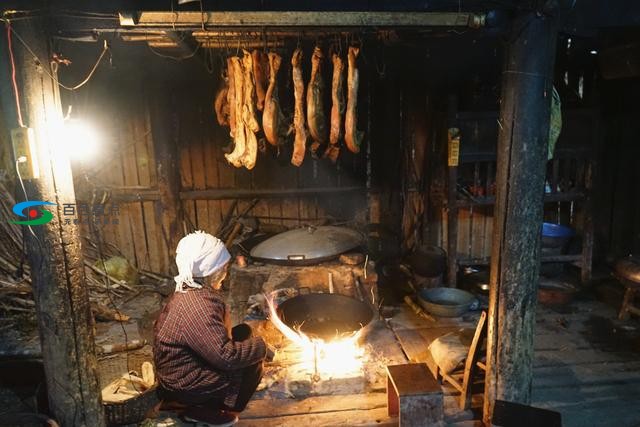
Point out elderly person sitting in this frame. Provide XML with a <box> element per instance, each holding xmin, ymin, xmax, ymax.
<box><xmin>154</xmin><ymin>231</ymin><xmax>273</xmax><ymax>426</ymax></box>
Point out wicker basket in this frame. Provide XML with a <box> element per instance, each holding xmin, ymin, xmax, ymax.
<box><xmin>98</xmin><ymin>345</ymin><xmax>160</xmax><ymax>426</ymax></box>
<box><xmin>103</xmin><ymin>384</ymin><xmax>159</xmax><ymax>426</ymax></box>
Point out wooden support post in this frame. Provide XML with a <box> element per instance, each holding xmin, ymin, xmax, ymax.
<box><xmin>148</xmin><ymin>89</ymin><xmax>185</xmax><ymax>268</ymax></box>
<box><xmin>483</xmin><ymin>7</ymin><xmax>558</xmax><ymax>425</ymax></box>
<box><xmin>2</xmin><ymin>18</ymin><xmax>104</xmax><ymax>425</ymax></box>
<box><xmin>446</xmin><ymin>96</ymin><xmax>459</xmax><ymax>287</ymax></box>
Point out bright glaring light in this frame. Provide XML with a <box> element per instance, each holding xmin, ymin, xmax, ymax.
<box><xmin>63</xmin><ymin>119</ymin><xmax>100</xmax><ymax>160</ymax></box>
<box><xmin>590</xmin><ymin>50</ymin><xmax>598</xmax><ymax>55</ymax></box>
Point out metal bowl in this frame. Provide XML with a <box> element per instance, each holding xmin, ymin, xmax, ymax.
<box><xmin>418</xmin><ymin>287</ymin><xmax>477</xmax><ymax>317</ymax></box>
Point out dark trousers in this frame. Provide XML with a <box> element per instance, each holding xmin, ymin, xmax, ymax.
<box><xmin>159</xmin><ymin>323</ymin><xmax>263</xmax><ymax>412</ymax></box>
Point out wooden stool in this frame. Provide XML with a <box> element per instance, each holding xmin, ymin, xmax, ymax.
<box><xmin>386</xmin><ymin>363</ymin><xmax>443</xmax><ymax>427</ymax></box>
<box><xmin>615</xmin><ymin>256</ymin><xmax>640</xmax><ymax>320</ymax></box>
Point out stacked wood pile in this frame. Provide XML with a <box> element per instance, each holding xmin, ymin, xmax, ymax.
<box><xmin>0</xmin><ymin>181</ymin><xmax>170</xmax><ymax>333</ymax></box>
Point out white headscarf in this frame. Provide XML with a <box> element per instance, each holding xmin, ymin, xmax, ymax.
<box><xmin>174</xmin><ymin>231</ymin><xmax>231</xmax><ymax>293</ymax></box>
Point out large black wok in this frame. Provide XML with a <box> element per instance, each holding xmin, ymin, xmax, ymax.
<box><xmin>277</xmin><ymin>293</ymin><xmax>374</xmax><ymax>340</ymax></box>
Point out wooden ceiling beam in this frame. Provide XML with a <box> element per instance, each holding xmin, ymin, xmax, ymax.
<box><xmin>119</xmin><ymin>11</ymin><xmax>487</xmax><ymax>29</ymax></box>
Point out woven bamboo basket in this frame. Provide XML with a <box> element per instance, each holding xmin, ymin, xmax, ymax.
<box><xmin>98</xmin><ymin>345</ymin><xmax>159</xmax><ymax>426</ymax></box>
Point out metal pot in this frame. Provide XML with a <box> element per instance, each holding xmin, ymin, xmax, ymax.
<box><xmin>405</xmin><ymin>245</ymin><xmax>447</xmax><ymax>278</ymax></box>
<box><xmin>277</xmin><ymin>293</ymin><xmax>374</xmax><ymax>340</ymax></box>
<box><xmin>418</xmin><ymin>287</ymin><xmax>478</xmax><ymax>317</ymax></box>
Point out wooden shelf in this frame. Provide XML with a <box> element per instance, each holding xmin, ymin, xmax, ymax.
<box><xmin>455</xmin><ymin>190</ymin><xmax>586</xmax><ymax>208</ymax></box>
<box><xmin>444</xmin><ymin>104</ymin><xmax>596</xmax><ymax>286</ymax></box>
<box><xmin>458</xmin><ymin>254</ymin><xmax>582</xmax><ymax>267</ymax></box>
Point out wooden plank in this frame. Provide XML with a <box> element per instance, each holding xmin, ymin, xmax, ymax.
<box><xmin>242</xmin><ymin>393</ymin><xmax>387</xmax><ymax>419</ymax></box>
<box><xmin>75</xmin><ymin>185</ymin><xmax>367</xmax><ymax>202</ymax></box>
<box><xmin>457</xmin><ymin>207</ymin><xmax>471</xmax><ymax>260</ymax></box>
<box><xmin>106</xmin><ymin>101</ymin><xmax>136</xmax><ymax>263</ymax></box>
<box><xmin>393</xmin><ymin>327</ymin><xmax>461</xmax><ymax>364</ymax></box>
<box><xmin>217</xmin><ymin>120</ymin><xmax>236</xmax><ymax>239</ymax></box>
<box><xmin>470</xmin><ymin>164</ymin><xmax>485</xmax><ymax>259</ymax></box>
<box><xmin>131</xmin><ymin>11</ymin><xmax>486</xmax><ymax>28</ymax></box>
<box><xmin>482</xmin><ymin>206</ymin><xmax>493</xmax><ymax>260</ymax></box>
<box><xmin>279</xmin><ymin>153</ymin><xmax>302</xmax><ymax>227</ymax></box>
<box><xmin>181</xmin><ymin>186</ymin><xmax>366</xmax><ymax>200</ymax></box>
<box><xmin>120</xmin><ymin>105</ymin><xmax>148</xmax><ymax>268</ymax></box>
<box><xmin>281</xmin><ymin>197</ymin><xmax>300</xmax><ymax>228</ymax></box>
<box><xmin>201</xmin><ymin>102</ymin><xmax>222</xmax><ymax>235</ymax></box>
<box><xmin>250</xmin><ymin>140</ymin><xmax>272</xmax><ymax>227</ymax></box>
<box><xmin>236</xmin><ymin>406</ymin><xmax>396</xmax><ymax>427</ymax></box>
<box><xmin>455</xmin><ymin>191</ymin><xmax>586</xmax><ymax>208</ymax></box>
<box><xmin>137</xmin><ymin>100</ymin><xmax>163</xmax><ymax>272</ymax></box>
<box><xmin>147</xmin><ymin>86</ymin><xmax>185</xmax><ymax>269</ymax></box>
<box><xmin>179</xmin><ymin>91</ymin><xmax>198</xmax><ymax>232</ymax></box>
<box><xmin>254</xmin><ymin>200</ymin><xmax>270</xmax><ymax>228</ymax></box>
<box><xmin>530</xmin><ymin>395</ymin><xmax>640</xmax><ymax>427</ymax></box>
<box><xmin>98</xmin><ymin>97</ymin><xmax>133</xmax><ymax>261</ymax></box>
<box><xmin>190</xmin><ymin>103</ymin><xmax>208</xmax><ymax>230</ymax></box>
<box><xmin>457</xmin><ymin>254</ymin><xmax>583</xmax><ymax>266</ymax></box>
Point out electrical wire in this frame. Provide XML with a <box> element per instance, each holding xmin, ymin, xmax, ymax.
<box><xmin>54</xmin><ymin>40</ymin><xmax>110</xmax><ymax>91</ymax></box>
<box><xmin>3</xmin><ymin>19</ymin><xmax>110</xmax><ymax>92</ymax></box>
<box><xmin>6</xmin><ymin>22</ymin><xmax>25</xmax><ymax>127</ymax></box>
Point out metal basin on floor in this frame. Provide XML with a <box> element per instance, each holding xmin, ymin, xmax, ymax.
<box><xmin>418</xmin><ymin>287</ymin><xmax>477</xmax><ymax>317</ymax></box>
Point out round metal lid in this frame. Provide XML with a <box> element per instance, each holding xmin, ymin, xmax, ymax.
<box><xmin>250</xmin><ymin>226</ymin><xmax>363</xmax><ymax>265</ymax></box>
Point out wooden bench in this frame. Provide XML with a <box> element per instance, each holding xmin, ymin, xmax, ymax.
<box><xmin>386</xmin><ymin>363</ymin><xmax>444</xmax><ymax>427</ymax></box>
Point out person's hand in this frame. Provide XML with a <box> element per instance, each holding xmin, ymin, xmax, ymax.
<box><xmin>265</xmin><ymin>344</ymin><xmax>277</xmax><ymax>362</ymax></box>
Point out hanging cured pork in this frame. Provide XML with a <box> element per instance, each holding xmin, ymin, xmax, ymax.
<box><xmin>263</xmin><ymin>52</ymin><xmax>285</xmax><ymax>147</ymax></box>
<box><xmin>252</xmin><ymin>50</ymin><xmax>269</xmax><ymax>112</ymax></box>
<box><xmin>291</xmin><ymin>48</ymin><xmax>307</xmax><ymax>167</ymax></box>
<box><xmin>345</xmin><ymin>46</ymin><xmax>364</xmax><ymax>154</ymax></box>
<box><xmin>241</xmin><ymin>50</ymin><xmax>259</xmax><ymax>170</ymax></box>
<box><xmin>224</xmin><ymin>57</ymin><xmax>246</xmax><ymax>167</ymax></box>
<box><xmin>226</xmin><ymin>57</ymin><xmax>236</xmax><ymax>138</ymax></box>
<box><xmin>325</xmin><ymin>53</ymin><xmax>345</xmax><ymax>162</ymax></box>
<box><xmin>306</xmin><ymin>46</ymin><xmax>326</xmax><ymax>155</ymax></box>
<box><xmin>214</xmin><ymin>72</ymin><xmax>229</xmax><ymax>127</ymax></box>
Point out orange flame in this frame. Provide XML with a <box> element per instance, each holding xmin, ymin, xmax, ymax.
<box><xmin>266</xmin><ymin>292</ymin><xmax>366</xmax><ymax>379</ymax></box>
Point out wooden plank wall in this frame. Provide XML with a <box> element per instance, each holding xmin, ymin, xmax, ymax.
<box><xmin>76</xmin><ymin>77</ymin><xmax>169</xmax><ymax>273</ymax></box>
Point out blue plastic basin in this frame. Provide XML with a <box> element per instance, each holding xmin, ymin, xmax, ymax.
<box><xmin>542</xmin><ymin>222</ymin><xmax>574</xmax><ymax>238</ymax></box>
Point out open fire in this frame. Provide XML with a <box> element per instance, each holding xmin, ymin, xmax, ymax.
<box><xmin>266</xmin><ymin>293</ymin><xmax>367</xmax><ymax>381</ymax></box>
